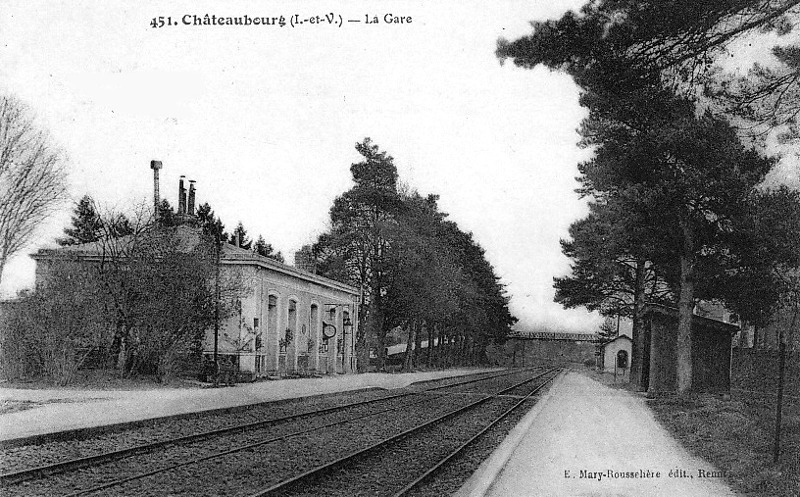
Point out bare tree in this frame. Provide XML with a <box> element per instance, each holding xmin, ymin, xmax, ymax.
<box><xmin>0</xmin><ymin>95</ymin><xmax>68</xmax><ymax>282</ymax></box>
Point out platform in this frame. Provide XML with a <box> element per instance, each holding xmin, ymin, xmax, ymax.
<box><xmin>0</xmin><ymin>368</ymin><xmax>493</xmax><ymax>442</ymax></box>
<box><xmin>457</xmin><ymin>371</ymin><xmax>737</xmax><ymax>497</ymax></box>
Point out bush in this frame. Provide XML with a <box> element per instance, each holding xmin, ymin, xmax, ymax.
<box><xmin>0</xmin><ymin>265</ymin><xmax>111</xmax><ymax>385</ymax></box>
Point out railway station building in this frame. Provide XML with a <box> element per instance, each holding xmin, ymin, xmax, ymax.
<box><xmin>32</xmin><ymin>228</ymin><xmax>360</xmax><ymax>379</ymax></box>
<box><xmin>215</xmin><ymin>242</ymin><xmax>360</xmax><ymax>378</ymax></box>
<box><xmin>31</xmin><ymin>170</ymin><xmax>360</xmax><ymax>380</ymax></box>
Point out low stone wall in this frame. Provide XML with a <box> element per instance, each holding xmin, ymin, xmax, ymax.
<box><xmin>731</xmin><ymin>348</ymin><xmax>799</xmax><ymax>397</ymax></box>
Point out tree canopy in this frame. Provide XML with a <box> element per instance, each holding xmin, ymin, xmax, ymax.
<box><xmin>59</xmin><ymin>195</ymin><xmax>133</xmax><ymax>245</ymax></box>
<box><xmin>0</xmin><ymin>95</ymin><xmax>68</xmax><ymax>283</ymax></box>
<box><xmin>499</xmin><ymin>1</ymin><xmax>790</xmax><ymax>393</ymax></box>
<box><xmin>311</xmin><ymin>138</ymin><xmax>515</xmax><ymax>371</ymax></box>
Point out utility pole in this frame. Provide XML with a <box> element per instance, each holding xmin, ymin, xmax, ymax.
<box><xmin>774</xmin><ymin>336</ymin><xmax>786</xmax><ymax>462</ymax></box>
<box><xmin>213</xmin><ymin>225</ymin><xmax>221</xmax><ymax>385</ymax></box>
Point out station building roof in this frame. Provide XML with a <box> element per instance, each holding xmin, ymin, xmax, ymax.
<box><xmin>32</xmin><ymin>225</ymin><xmax>359</xmax><ymax>296</ymax></box>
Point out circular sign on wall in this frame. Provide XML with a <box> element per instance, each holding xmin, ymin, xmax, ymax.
<box><xmin>322</xmin><ymin>323</ymin><xmax>337</xmax><ymax>339</ymax></box>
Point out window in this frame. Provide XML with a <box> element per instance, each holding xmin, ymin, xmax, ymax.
<box><xmin>616</xmin><ymin>350</ymin><xmax>628</xmax><ymax>369</ymax></box>
<box><xmin>268</xmin><ymin>295</ymin><xmax>278</xmax><ymax>341</ymax></box>
<box><xmin>287</xmin><ymin>300</ymin><xmax>297</xmax><ymax>342</ymax></box>
<box><xmin>310</xmin><ymin>304</ymin><xmax>319</xmax><ymax>341</ymax></box>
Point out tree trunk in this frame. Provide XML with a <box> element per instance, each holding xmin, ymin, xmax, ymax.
<box><xmin>676</xmin><ymin>253</ymin><xmax>695</xmax><ymax>393</ymax></box>
<box><xmin>371</xmin><ymin>300</ymin><xmax>386</xmax><ymax>371</ymax></box>
<box><xmin>115</xmin><ymin>325</ymin><xmax>130</xmax><ymax>375</ymax></box>
<box><xmin>437</xmin><ymin>328</ymin><xmax>448</xmax><ymax>368</ymax></box>
<box><xmin>427</xmin><ymin>324</ymin><xmax>435</xmax><ymax>368</ymax></box>
<box><xmin>356</xmin><ymin>331</ymin><xmax>369</xmax><ymax>373</ymax></box>
<box><xmin>414</xmin><ymin>321</ymin><xmax>423</xmax><ymax>366</ymax></box>
<box><xmin>630</xmin><ymin>259</ymin><xmax>647</xmax><ymax>390</ymax></box>
<box><xmin>403</xmin><ymin>321</ymin><xmax>416</xmax><ymax>372</ymax></box>
<box><xmin>355</xmin><ymin>300</ymin><xmax>369</xmax><ymax>372</ymax></box>
<box><xmin>463</xmin><ymin>335</ymin><xmax>472</xmax><ymax>365</ymax></box>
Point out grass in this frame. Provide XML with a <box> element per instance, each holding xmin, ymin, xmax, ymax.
<box><xmin>0</xmin><ymin>398</ymin><xmax>99</xmax><ymax>414</ymax></box>
<box><xmin>647</xmin><ymin>392</ymin><xmax>799</xmax><ymax>497</ymax></box>
<box><xmin>0</xmin><ymin>370</ymin><xmax>203</xmax><ymax>390</ymax></box>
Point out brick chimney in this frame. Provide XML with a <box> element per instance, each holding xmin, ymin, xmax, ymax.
<box><xmin>178</xmin><ymin>176</ymin><xmax>187</xmax><ymax>215</ymax></box>
<box><xmin>188</xmin><ymin>180</ymin><xmax>196</xmax><ymax>216</ymax></box>
<box><xmin>294</xmin><ymin>245</ymin><xmax>316</xmax><ymax>273</ymax></box>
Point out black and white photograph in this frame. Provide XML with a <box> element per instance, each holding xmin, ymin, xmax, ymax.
<box><xmin>0</xmin><ymin>1</ymin><xmax>798</xmax><ymax>496</ymax></box>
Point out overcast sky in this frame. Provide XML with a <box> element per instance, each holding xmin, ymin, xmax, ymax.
<box><xmin>3</xmin><ymin>1</ymin><xmax>793</xmax><ymax>332</ymax></box>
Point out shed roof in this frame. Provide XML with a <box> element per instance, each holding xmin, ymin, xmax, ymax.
<box><xmin>644</xmin><ymin>303</ymin><xmax>739</xmax><ymax>334</ymax></box>
<box><xmin>599</xmin><ymin>334</ymin><xmax>632</xmax><ymax>349</ymax></box>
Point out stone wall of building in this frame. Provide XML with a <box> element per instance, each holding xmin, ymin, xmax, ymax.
<box><xmin>210</xmin><ymin>262</ymin><xmax>358</xmax><ymax>378</ymax></box>
<box><xmin>644</xmin><ymin>306</ymin><xmax>736</xmax><ymax>394</ymax></box>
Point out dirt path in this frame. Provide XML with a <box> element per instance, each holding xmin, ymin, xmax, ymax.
<box><xmin>482</xmin><ymin>372</ymin><xmax>737</xmax><ymax>496</ymax></box>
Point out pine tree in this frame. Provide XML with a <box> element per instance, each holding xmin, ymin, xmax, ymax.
<box><xmin>156</xmin><ymin>199</ymin><xmax>177</xmax><ymax>227</ymax></box>
<box><xmin>499</xmin><ymin>6</ymin><xmax>779</xmax><ymax>393</ymax></box>
<box><xmin>195</xmin><ymin>202</ymin><xmax>226</xmax><ymax>240</ymax></box>
<box><xmin>228</xmin><ymin>222</ymin><xmax>252</xmax><ymax>250</ymax></box>
<box><xmin>58</xmin><ymin>195</ymin><xmax>101</xmax><ymax>246</ymax></box>
<box><xmin>253</xmin><ymin>235</ymin><xmax>284</xmax><ymax>263</ymax></box>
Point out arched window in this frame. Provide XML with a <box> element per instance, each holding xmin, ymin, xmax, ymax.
<box><xmin>342</xmin><ymin>310</ymin><xmax>351</xmax><ymax>357</ymax></box>
<box><xmin>616</xmin><ymin>349</ymin><xmax>628</xmax><ymax>369</ymax></box>
<box><xmin>310</xmin><ymin>304</ymin><xmax>319</xmax><ymax>344</ymax></box>
<box><xmin>268</xmin><ymin>295</ymin><xmax>278</xmax><ymax>342</ymax></box>
<box><xmin>288</xmin><ymin>300</ymin><xmax>297</xmax><ymax>339</ymax></box>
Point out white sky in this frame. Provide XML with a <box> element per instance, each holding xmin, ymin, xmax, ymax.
<box><xmin>2</xmin><ymin>0</ymin><xmax>609</xmax><ymax>332</ymax></box>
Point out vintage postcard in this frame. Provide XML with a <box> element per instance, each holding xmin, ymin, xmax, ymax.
<box><xmin>0</xmin><ymin>1</ymin><xmax>797</xmax><ymax>496</ymax></box>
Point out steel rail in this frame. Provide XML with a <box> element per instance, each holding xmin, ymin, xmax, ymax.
<box><xmin>392</xmin><ymin>370</ymin><xmax>561</xmax><ymax>496</ymax></box>
<box><xmin>0</xmin><ymin>367</ymin><xmax>531</xmax><ymax>486</ymax></box>
<box><xmin>59</xmin><ymin>369</ymin><xmax>543</xmax><ymax>496</ymax></box>
<box><xmin>248</xmin><ymin>368</ymin><xmax>558</xmax><ymax>497</ymax></box>
<box><xmin>61</xmin><ymin>391</ymin><xmax>444</xmax><ymax>496</ymax></box>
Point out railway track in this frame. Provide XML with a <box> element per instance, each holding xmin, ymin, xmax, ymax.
<box><xmin>249</xmin><ymin>368</ymin><xmax>559</xmax><ymax>497</ymax></box>
<box><xmin>2</xmin><ymin>368</ymin><xmax>549</xmax><ymax>496</ymax></box>
<box><xmin>0</xmin><ymin>368</ymin><xmax>516</xmax><ymax>481</ymax></box>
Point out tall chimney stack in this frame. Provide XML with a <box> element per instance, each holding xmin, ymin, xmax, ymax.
<box><xmin>150</xmin><ymin>160</ymin><xmax>162</xmax><ymax>218</ymax></box>
<box><xmin>188</xmin><ymin>180</ymin><xmax>196</xmax><ymax>216</ymax></box>
<box><xmin>178</xmin><ymin>175</ymin><xmax>187</xmax><ymax>215</ymax></box>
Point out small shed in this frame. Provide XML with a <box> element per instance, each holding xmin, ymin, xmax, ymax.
<box><xmin>598</xmin><ymin>335</ymin><xmax>633</xmax><ymax>375</ymax></box>
<box><xmin>643</xmin><ymin>304</ymin><xmax>738</xmax><ymax>394</ymax></box>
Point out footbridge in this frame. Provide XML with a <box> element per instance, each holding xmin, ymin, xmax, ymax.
<box><xmin>509</xmin><ymin>331</ymin><xmax>599</xmax><ymax>342</ymax></box>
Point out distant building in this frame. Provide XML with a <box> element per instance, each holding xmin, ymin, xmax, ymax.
<box><xmin>597</xmin><ymin>335</ymin><xmax>632</xmax><ymax>375</ymax></box>
<box><xmin>734</xmin><ymin>308</ymin><xmax>799</xmax><ymax>351</ymax></box>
